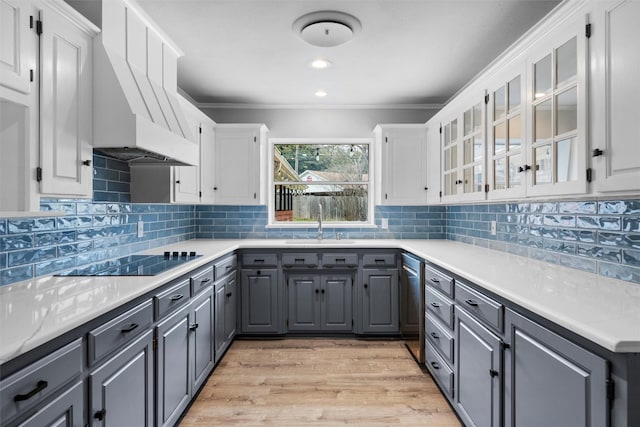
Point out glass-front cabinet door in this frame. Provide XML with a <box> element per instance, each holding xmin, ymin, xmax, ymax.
<box><xmin>461</xmin><ymin>100</ymin><xmax>486</xmax><ymax>200</ymax></box>
<box><xmin>526</xmin><ymin>18</ymin><xmax>588</xmax><ymax>197</ymax></box>
<box><xmin>442</xmin><ymin>117</ymin><xmax>459</xmax><ymax>199</ymax></box>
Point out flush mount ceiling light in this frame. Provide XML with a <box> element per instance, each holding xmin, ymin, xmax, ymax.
<box><xmin>311</xmin><ymin>59</ymin><xmax>332</xmax><ymax>69</ymax></box>
<box><xmin>315</xmin><ymin>90</ymin><xmax>328</xmax><ymax>98</ymax></box>
<box><xmin>293</xmin><ymin>11</ymin><xmax>362</xmax><ymax>47</ymax></box>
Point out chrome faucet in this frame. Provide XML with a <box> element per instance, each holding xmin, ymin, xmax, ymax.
<box><xmin>317</xmin><ymin>203</ymin><xmax>323</xmax><ymax>241</ymax></box>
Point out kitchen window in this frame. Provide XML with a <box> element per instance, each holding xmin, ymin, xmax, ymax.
<box><xmin>270</xmin><ymin>139</ymin><xmax>372</xmax><ymax>226</ymax></box>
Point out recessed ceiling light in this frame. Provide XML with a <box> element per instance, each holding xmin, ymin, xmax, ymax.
<box><xmin>315</xmin><ymin>90</ymin><xmax>328</xmax><ymax>98</ymax></box>
<box><xmin>311</xmin><ymin>59</ymin><xmax>332</xmax><ymax>69</ymax></box>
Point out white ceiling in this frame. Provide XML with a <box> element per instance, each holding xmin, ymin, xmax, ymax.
<box><xmin>134</xmin><ymin>0</ymin><xmax>561</xmax><ymax>107</ymax></box>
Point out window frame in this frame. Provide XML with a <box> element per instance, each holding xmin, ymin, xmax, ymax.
<box><xmin>267</xmin><ymin>137</ymin><xmax>375</xmax><ymax>228</ymax></box>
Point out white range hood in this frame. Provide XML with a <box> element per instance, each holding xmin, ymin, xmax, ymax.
<box><xmin>92</xmin><ymin>0</ymin><xmax>198</xmax><ymax>165</ymax></box>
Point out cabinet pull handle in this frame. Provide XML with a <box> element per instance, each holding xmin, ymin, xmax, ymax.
<box><xmin>430</xmin><ymin>277</ymin><xmax>440</xmax><ymax>284</ymax></box>
<box><xmin>489</xmin><ymin>369</ymin><xmax>499</xmax><ymax>378</ymax></box>
<box><xmin>175</xmin><ymin>180</ymin><xmax>181</xmax><ymax>184</ymax></box>
<box><xmin>94</xmin><ymin>409</ymin><xmax>106</xmax><ymax>421</ymax></box>
<box><xmin>465</xmin><ymin>299</ymin><xmax>479</xmax><ymax>307</ymax></box>
<box><xmin>336</xmin><ymin>258</ymin><xmax>346</xmax><ymax>262</ymax></box>
<box><xmin>226</xmin><ymin>292</ymin><xmax>233</xmax><ymax>297</ymax></box>
<box><xmin>321</xmin><ymin>289</ymin><xmax>325</xmax><ymax>294</ymax></box>
<box><xmin>295</xmin><ymin>258</ymin><xmax>305</xmax><ymax>262</ymax></box>
<box><xmin>120</xmin><ymin>323</ymin><xmax>138</xmax><ymax>333</ymax></box>
<box><xmin>430</xmin><ymin>362</ymin><xmax>440</xmax><ymax>370</ymax></box>
<box><xmin>374</xmin><ymin>259</ymin><xmax>384</xmax><ymax>263</ymax></box>
<box><xmin>213</xmin><ymin>186</ymin><xmax>218</xmax><ymax>190</ymax></box>
<box><xmin>517</xmin><ymin>164</ymin><xmax>531</xmax><ymax>173</ymax></box>
<box><xmin>315</xmin><ymin>289</ymin><xmax>320</xmax><ymax>294</ymax></box>
<box><xmin>254</xmin><ymin>259</ymin><xmax>264</xmax><ymax>263</ymax></box>
<box><xmin>364</xmin><ymin>284</ymin><xmax>368</xmax><ymax>289</ymax></box>
<box><xmin>13</xmin><ymin>380</ymin><xmax>48</xmax><ymax>402</ymax></box>
<box><xmin>592</xmin><ymin>148</ymin><xmax>604</xmax><ymax>157</ymax></box>
<box><xmin>430</xmin><ymin>332</ymin><xmax>440</xmax><ymax>340</ymax></box>
<box><xmin>82</xmin><ymin>160</ymin><xmax>92</xmax><ymax>166</ymax></box>
<box><xmin>189</xmin><ymin>323</ymin><xmax>199</xmax><ymax>331</ymax></box>
<box><xmin>430</xmin><ymin>302</ymin><xmax>440</xmax><ymax>308</ymax></box>
<box><xmin>225</xmin><ymin>265</ymin><xmax>233</xmax><ymax>270</ymax></box>
<box><xmin>200</xmin><ymin>277</ymin><xmax>211</xmax><ymax>283</ymax></box>
<box><xmin>171</xmin><ymin>294</ymin><xmax>184</xmax><ymax>301</ymax></box>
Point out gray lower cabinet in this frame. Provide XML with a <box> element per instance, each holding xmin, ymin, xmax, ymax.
<box><xmin>455</xmin><ymin>307</ymin><xmax>502</xmax><ymax>427</ymax></box>
<box><xmin>287</xmin><ymin>274</ymin><xmax>353</xmax><ymax>332</ymax></box>
<box><xmin>361</xmin><ymin>268</ymin><xmax>399</xmax><ymax>333</ymax></box>
<box><xmin>504</xmin><ymin>308</ymin><xmax>608</xmax><ymax>427</ymax></box>
<box><xmin>16</xmin><ymin>380</ymin><xmax>84</xmax><ymax>427</ymax></box>
<box><xmin>240</xmin><ymin>268</ymin><xmax>280</xmax><ymax>334</ymax></box>
<box><xmin>215</xmin><ymin>273</ymin><xmax>237</xmax><ymax>362</ymax></box>
<box><xmin>89</xmin><ymin>330</ymin><xmax>154</xmax><ymax>427</ymax></box>
<box><xmin>191</xmin><ymin>288</ymin><xmax>215</xmax><ymax>393</ymax></box>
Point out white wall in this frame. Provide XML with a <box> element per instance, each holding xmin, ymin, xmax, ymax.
<box><xmin>202</xmin><ymin>107</ymin><xmax>438</xmax><ymax>138</ymax></box>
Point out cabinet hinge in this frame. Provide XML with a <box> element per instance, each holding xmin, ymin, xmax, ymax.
<box><xmin>484</xmin><ymin>184</ymin><xmax>489</xmax><ymax>193</ymax></box>
<box><xmin>484</xmin><ymin>94</ymin><xmax>490</xmax><ymax>104</ymax></box>
<box><xmin>385</xmin><ymin>136</ymin><xmax>388</xmax><ymax>143</ymax></box>
<box><xmin>586</xmin><ymin>168</ymin><xmax>593</xmax><ymax>183</ymax></box>
<box><xmin>199</xmin><ymin>191</ymin><xmax>202</xmax><ymax>198</ymax></box>
<box><xmin>199</xmin><ymin>126</ymin><xmax>202</xmax><ymax>134</ymax></box>
<box><xmin>439</xmin><ymin>191</ymin><xmax>443</xmax><ymax>198</ymax></box>
<box><xmin>36</xmin><ymin>20</ymin><xmax>43</xmax><ymax>36</ymax></box>
<box><xmin>30</xmin><ymin>69</ymin><xmax>34</xmax><ymax>82</ymax></box>
<box><xmin>36</xmin><ymin>167</ymin><xmax>42</xmax><ymax>182</ymax></box>
<box><xmin>586</xmin><ymin>23</ymin><xmax>592</xmax><ymax>39</ymax></box>
<box><xmin>352</xmin><ymin>319</ymin><xmax>354</xmax><ymax>327</ymax></box>
<box><xmin>152</xmin><ymin>337</ymin><xmax>158</xmax><ymax>350</ymax></box>
<box><xmin>439</xmin><ymin>126</ymin><xmax>442</xmax><ymax>134</ymax></box>
<box><xmin>385</xmin><ymin>193</ymin><xmax>388</xmax><ymax>200</ymax></box>
<box><xmin>606</xmin><ymin>379</ymin><xmax>615</xmax><ymax>401</ymax></box>
<box><xmin>30</xmin><ymin>15</ymin><xmax>33</xmax><ymax>29</ymax></box>
<box><xmin>253</xmin><ymin>136</ymin><xmax>257</xmax><ymax>143</ymax></box>
<box><xmin>253</xmin><ymin>192</ymin><xmax>257</xmax><ymax>199</ymax></box>
<box><xmin>286</xmin><ymin>319</ymin><xmax>289</xmax><ymax>328</ymax></box>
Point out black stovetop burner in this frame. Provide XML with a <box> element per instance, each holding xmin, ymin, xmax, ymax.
<box><xmin>55</xmin><ymin>252</ymin><xmax>201</xmax><ymax>276</ymax></box>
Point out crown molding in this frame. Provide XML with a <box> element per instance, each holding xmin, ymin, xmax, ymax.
<box><xmin>195</xmin><ymin>103</ymin><xmax>444</xmax><ymax>110</ymax></box>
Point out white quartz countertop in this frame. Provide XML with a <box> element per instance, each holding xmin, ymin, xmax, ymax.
<box><xmin>1</xmin><ymin>239</ymin><xmax>639</xmax><ymax>365</ymax></box>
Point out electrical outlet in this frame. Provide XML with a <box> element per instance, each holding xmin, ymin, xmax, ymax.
<box><xmin>490</xmin><ymin>220</ymin><xmax>497</xmax><ymax>236</ymax></box>
<box><xmin>137</xmin><ymin>221</ymin><xmax>144</xmax><ymax>238</ymax></box>
<box><xmin>381</xmin><ymin>218</ymin><xmax>389</xmax><ymax>230</ymax></box>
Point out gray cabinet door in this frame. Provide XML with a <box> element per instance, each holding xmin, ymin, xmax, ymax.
<box><xmin>240</xmin><ymin>269</ymin><xmax>279</xmax><ymax>333</ymax></box>
<box><xmin>89</xmin><ymin>330</ymin><xmax>154</xmax><ymax>427</ymax></box>
<box><xmin>192</xmin><ymin>288</ymin><xmax>214</xmax><ymax>392</ymax></box>
<box><xmin>361</xmin><ymin>269</ymin><xmax>399</xmax><ymax>333</ymax></box>
<box><xmin>455</xmin><ymin>307</ymin><xmax>501</xmax><ymax>427</ymax></box>
<box><xmin>321</xmin><ymin>274</ymin><xmax>353</xmax><ymax>331</ymax></box>
<box><xmin>155</xmin><ymin>305</ymin><xmax>192</xmax><ymax>427</ymax></box>
<box><xmin>17</xmin><ymin>381</ymin><xmax>84</xmax><ymax>427</ymax></box>
<box><xmin>287</xmin><ymin>275</ymin><xmax>321</xmax><ymax>331</ymax></box>
<box><xmin>224</xmin><ymin>275</ymin><xmax>237</xmax><ymax>342</ymax></box>
<box><xmin>214</xmin><ymin>281</ymin><xmax>226</xmax><ymax>362</ymax></box>
<box><xmin>504</xmin><ymin>309</ymin><xmax>608</xmax><ymax>427</ymax></box>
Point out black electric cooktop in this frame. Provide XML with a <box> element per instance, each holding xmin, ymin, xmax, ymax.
<box><xmin>55</xmin><ymin>252</ymin><xmax>202</xmax><ymax>276</ymax></box>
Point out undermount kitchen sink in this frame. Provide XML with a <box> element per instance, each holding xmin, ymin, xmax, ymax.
<box><xmin>284</xmin><ymin>239</ymin><xmax>356</xmax><ymax>244</ymax></box>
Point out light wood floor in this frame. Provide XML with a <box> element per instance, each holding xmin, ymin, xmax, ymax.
<box><xmin>179</xmin><ymin>338</ymin><xmax>462</xmax><ymax>426</ymax></box>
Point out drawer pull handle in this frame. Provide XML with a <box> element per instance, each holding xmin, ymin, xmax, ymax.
<box><xmin>430</xmin><ymin>278</ymin><xmax>440</xmax><ymax>284</ymax></box>
<box><xmin>430</xmin><ymin>362</ymin><xmax>440</xmax><ymax>370</ymax></box>
<box><xmin>200</xmin><ymin>277</ymin><xmax>211</xmax><ymax>283</ymax></box>
<box><xmin>254</xmin><ymin>259</ymin><xmax>264</xmax><ymax>263</ymax></box>
<box><xmin>336</xmin><ymin>258</ymin><xmax>346</xmax><ymax>262</ymax></box>
<box><xmin>14</xmin><ymin>380</ymin><xmax>48</xmax><ymax>402</ymax></box>
<box><xmin>189</xmin><ymin>323</ymin><xmax>199</xmax><ymax>331</ymax></box>
<box><xmin>430</xmin><ymin>332</ymin><xmax>440</xmax><ymax>340</ymax></box>
<box><xmin>225</xmin><ymin>265</ymin><xmax>232</xmax><ymax>269</ymax></box>
<box><xmin>430</xmin><ymin>302</ymin><xmax>441</xmax><ymax>308</ymax></box>
<box><xmin>465</xmin><ymin>299</ymin><xmax>479</xmax><ymax>307</ymax></box>
<box><xmin>121</xmin><ymin>323</ymin><xmax>139</xmax><ymax>333</ymax></box>
<box><xmin>171</xmin><ymin>294</ymin><xmax>184</xmax><ymax>301</ymax></box>
<box><xmin>226</xmin><ymin>292</ymin><xmax>233</xmax><ymax>297</ymax></box>
<box><xmin>94</xmin><ymin>409</ymin><xmax>106</xmax><ymax>421</ymax></box>
<box><xmin>375</xmin><ymin>259</ymin><xmax>384</xmax><ymax>263</ymax></box>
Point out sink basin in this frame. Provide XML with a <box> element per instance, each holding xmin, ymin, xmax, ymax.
<box><xmin>284</xmin><ymin>239</ymin><xmax>356</xmax><ymax>245</ymax></box>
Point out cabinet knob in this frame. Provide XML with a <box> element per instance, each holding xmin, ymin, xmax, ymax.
<box><xmin>82</xmin><ymin>160</ymin><xmax>92</xmax><ymax>166</ymax></box>
<box><xmin>430</xmin><ymin>362</ymin><xmax>440</xmax><ymax>370</ymax></box>
<box><xmin>213</xmin><ymin>186</ymin><xmax>218</xmax><ymax>190</ymax></box>
<box><xmin>321</xmin><ymin>289</ymin><xmax>325</xmax><ymax>294</ymax></box>
<box><xmin>364</xmin><ymin>284</ymin><xmax>368</xmax><ymax>289</ymax></box>
<box><xmin>175</xmin><ymin>180</ymin><xmax>181</xmax><ymax>184</ymax></box>
<box><xmin>226</xmin><ymin>292</ymin><xmax>233</xmax><ymax>298</ymax></box>
<box><xmin>489</xmin><ymin>369</ymin><xmax>499</xmax><ymax>378</ymax></box>
<box><xmin>517</xmin><ymin>165</ymin><xmax>531</xmax><ymax>173</ymax></box>
<box><xmin>315</xmin><ymin>289</ymin><xmax>319</xmax><ymax>294</ymax></box>
<box><xmin>94</xmin><ymin>410</ymin><xmax>106</xmax><ymax>421</ymax></box>
<box><xmin>430</xmin><ymin>332</ymin><xmax>440</xmax><ymax>340</ymax></box>
<box><xmin>592</xmin><ymin>148</ymin><xmax>604</xmax><ymax>157</ymax></box>
<box><xmin>189</xmin><ymin>323</ymin><xmax>199</xmax><ymax>331</ymax></box>
<box><xmin>424</xmin><ymin>187</ymin><xmax>428</xmax><ymax>191</ymax></box>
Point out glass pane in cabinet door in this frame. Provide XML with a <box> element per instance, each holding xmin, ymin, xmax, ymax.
<box><xmin>534</xmin><ymin>145</ymin><xmax>553</xmax><ymax>184</ymax></box>
<box><xmin>494</xmin><ymin>158</ymin><xmax>506</xmax><ymax>190</ymax></box>
<box><xmin>508</xmin><ymin>75</ymin><xmax>521</xmax><ymax>112</ymax></box>
<box><xmin>444</xmin><ymin>123</ymin><xmax>451</xmax><ymax>145</ymax></box>
<box><xmin>444</xmin><ymin>148</ymin><xmax>451</xmax><ymax>171</ymax></box>
<box><xmin>508</xmin><ymin>153</ymin><xmax>522</xmax><ymax>188</ymax></box>
<box><xmin>494</xmin><ymin>86</ymin><xmax>506</xmax><ymax>119</ymax></box>
<box><xmin>463</xmin><ymin>165</ymin><xmax>483</xmax><ymax>193</ymax></box>
<box><xmin>463</xmin><ymin>138</ymin><xmax>473</xmax><ymax>165</ymax></box>
<box><xmin>451</xmin><ymin>119</ymin><xmax>458</xmax><ymax>141</ymax></box>
<box><xmin>450</xmin><ymin>145</ymin><xmax>457</xmax><ymax>170</ymax></box>
<box><xmin>508</xmin><ymin>115</ymin><xmax>521</xmax><ymax>150</ymax></box>
<box><xmin>494</xmin><ymin>122</ymin><xmax>506</xmax><ymax>154</ymax></box>
<box><xmin>557</xmin><ymin>137</ymin><xmax>578</xmax><ymax>182</ymax></box>
<box><xmin>534</xmin><ymin>99</ymin><xmax>552</xmax><ymax>141</ymax></box>
<box><xmin>556</xmin><ymin>87</ymin><xmax>577</xmax><ymax>135</ymax></box>
<box><xmin>473</xmin><ymin>103</ymin><xmax>482</xmax><ymax>133</ymax></box>
<box><xmin>534</xmin><ymin>54</ymin><xmax>552</xmax><ymax>98</ymax></box>
<box><xmin>474</xmin><ymin>135</ymin><xmax>483</xmax><ymax>161</ymax></box>
<box><xmin>556</xmin><ymin>37</ymin><xmax>577</xmax><ymax>86</ymax></box>
<box><xmin>464</xmin><ymin>109</ymin><xmax>472</xmax><ymax>136</ymax></box>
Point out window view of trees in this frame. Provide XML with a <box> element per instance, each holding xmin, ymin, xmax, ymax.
<box><xmin>273</xmin><ymin>144</ymin><xmax>369</xmax><ymax>223</ymax></box>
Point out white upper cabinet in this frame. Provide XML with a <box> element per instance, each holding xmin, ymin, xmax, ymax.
<box><xmin>425</xmin><ymin>124</ymin><xmax>442</xmax><ymax>204</ymax></box>
<box><xmin>0</xmin><ymin>0</ymin><xmax>32</xmax><ymax>98</ymax></box>
<box><xmin>590</xmin><ymin>0</ymin><xmax>640</xmax><ymax>194</ymax></box>
<box><xmin>213</xmin><ymin>124</ymin><xmax>268</xmax><ymax>205</ymax></box>
<box><xmin>374</xmin><ymin>124</ymin><xmax>428</xmax><ymax>205</ymax></box>
<box><xmin>39</xmin><ymin>1</ymin><xmax>96</xmax><ymax>197</ymax></box>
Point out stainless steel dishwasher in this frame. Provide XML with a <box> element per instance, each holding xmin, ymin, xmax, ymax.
<box><xmin>400</xmin><ymin>253</ymin><xmax>424</xmax><ymax>364</ymax></box>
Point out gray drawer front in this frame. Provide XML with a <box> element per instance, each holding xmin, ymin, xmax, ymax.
<box><xmin>88</xmin><ymin>300</ymin><xmax>153</xmax><ymax>364</ymax></box>
<box><xmin>0</xmin><ymin>338</ymin><xmax>82</xmax><ymax>422</ymax></box>
<box><xmin>154</xmin><ymin>279</ymin><xmax>191</xmax><ymax>320</ymax></box>
<box><xmin>191</xmin><ymin>266</ymin><xmax>214</xmax><ymax>295</ymax></box>
<box><xmin>425</xmin><ymin>264</ymin><xmax>454</xmax><ymax>298</ymax></box>
<box><xmin>426</xmin><ymin>287</ymin><xmax>454</xmax><ymax>329</ymax></box>
<box><xmin>425</xmin><ymin>341</ymin><xmax>454</xmax><ymax>398</ymax></box>
<box><xmin>362</xmin><ymin>253</ymin><xmax>396</xmax><ymax>267</ymax></box>
<box><xmin>321</xmin><ymin>253</ymin><xmax>358</xmax><ymax>268</ymax></box>
<box><xmin>455</xmin><ymin>281</ymin><xmax>504</xmax><ymax>332</ymax></box>
<box><xmin>214</xmin><ymin>256</ymin><xmax>237</xmax><ymax>280</ymax></box>
<box><xmin>425</xmin><ymin>313</ymin><xmax>454</xmax><ymax>364</ymax></box>
<box><xmin>241</xmin><ymin>253</ymin><xmax>277</xmax><ymax>267</ymax></box>
<box><xmin>282</xmin><ymin>253</ymin><xmax>318</xmax><ymax>268</ymax></box>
